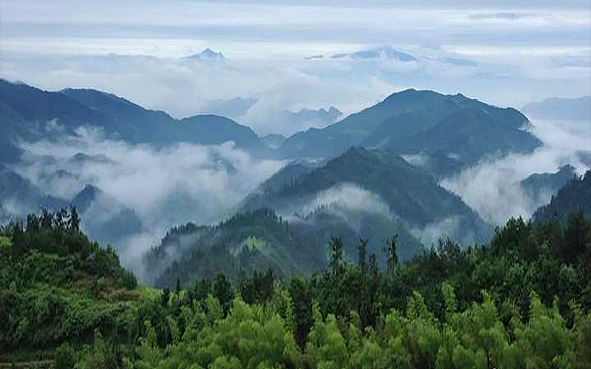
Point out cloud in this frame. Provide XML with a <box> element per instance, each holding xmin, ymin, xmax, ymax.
<box><xmin>13</xmin><ymin>126</ymin><xmax>284</xmax><ymax>275</ymax></box>
<box><xmin>0</xmin><ymin>0</ymin><xmax>589</xmax><ymax>135</ymax></box>
<box><xmin>469</xmin><ymin>12</ymin><xmax>535</xmax><ymax>20</ymax></box>
<box><xmin>440</xmin><ymin>119</ymin><xmax>591</xmax><ymax>225</ymax></box>
<box><xmin>299</xmin><ymin>182</ymin><xmax>393</xmax><ymax>218</ymax></box>
<box><xmin>410</xmin><ymin>216</ymin><xmax>466</xmax><ymax>248</ymax></box>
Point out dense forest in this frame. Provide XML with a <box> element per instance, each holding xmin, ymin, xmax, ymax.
<box><xmin>1</xmin><ymin>206</ymin><xmax>590</xmax><ymax>368</ymax></box>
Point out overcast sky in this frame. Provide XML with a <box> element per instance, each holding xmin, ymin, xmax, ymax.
<box><xmin>1</xmin><ymin>0</ymin><xmax>589</xmax><ymax>135</ymax></box>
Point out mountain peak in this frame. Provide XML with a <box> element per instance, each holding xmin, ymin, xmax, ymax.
<box><xmin>330</xmin><ymin>46</ymin><xmax>417</xmax><ymax>62</ymax></box>
<box><xmin>186</xmin><ymin>48</ymin><xmax>225</xmax><ymax>61</ymax></box>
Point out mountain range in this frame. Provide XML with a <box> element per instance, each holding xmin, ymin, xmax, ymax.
<box><xmin>279</xmin><ymin>89</ymin><xmax>541</xmax><ymax>178</ymax></box>
<box><xmin>0</xmin><ymin>79</ymin><xmax>272</xmax><ymax>163</ymax></box>
<box><xmin>145</xmin><ymin>147</ymin><xmax>495</xmax><ymax>286</ymax></box>
<box><xmin>1</xmin><ymin>78</ymin><xmax>574</xmax><ymax>286</ymax></box>
<box><xmin>522</xmin><ymin>96</ymin><xmax>591</xmax><ymax>122</ymax></box>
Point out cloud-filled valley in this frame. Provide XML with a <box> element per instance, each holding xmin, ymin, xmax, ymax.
<box><xmin>8</xmin><ymin>126</ymin><xmax>284</xmax><ymax>273</ymax></box>
<box><xmin>440</xmin><ymin>118</ymin><xmax>591</xmax><ymax>225</ymax></box>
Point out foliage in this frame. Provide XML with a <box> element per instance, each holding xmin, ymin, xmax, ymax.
<box><xmin>1</xmin><ymin>209</ymin><xmax>591</xmax><ymax>368</ymax></box>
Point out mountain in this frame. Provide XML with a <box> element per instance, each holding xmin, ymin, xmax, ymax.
<box><xmin>522</xmin><ymin>96</ymin><xmax>591</xmax><ymax>121</ymax></box>
<box><xmin>532</xmin><ymin>170</ymin><xmax>591</xmax><ymax>224</ymax></box>
<box><xmin>283</xmin><ymin>106</ymin><xmax>341</xmax><ymax>125</ymax></box>
<box><xmin>331</xmin><ymin>46</ymin><xmax>417</xmax><ymax>62</ymax></box>
<box><xmin>62</xmin><ymin>87</ymin><xmax>271</xmax><ymax>155</ymax></box>
<box><xmin>279</xmin><ymin>89</ymin><xmax>540</xmax><ymax>177</ymax></box>
<box><xmin>144</xmin><ymin>209</ymin><xmax>307</xmax><ymax>286</ymax></box>
<box><xmin>262</xmin><ymin>133</ymin><xmax>287</xmax><ymax>149</ymax></box>
<box><xmin>242</xmin><ymin>147</ymin><xmax>492</xmax><ymax>243</ymax></box>
<box><xmin>146</xmin><ymin>147</ymin><xmax>494</xmax><ymax>286</ymax></box>
<box><xmin>0</xmin><ymin>80</ymin><xmax>111</xmax><ymax>163</ymax></box>
<box><xmin>71</xmin><ymin>184</ymin><xmax>144</xmax><ymax>247</ymax></box>
<box><xmin>0</xmin><ymin>165</ymin><xmax>67</xmax><ymax>223</ymax></box>
<box><xmin>0</xmin><ymin>79</ymin><xmax>272</xmax><ymax>159</ymax></box>
<box><xmin>185</xmin><ymin>48</ymin><xmax>225</xmax><ymax>61</ymax></box>
<box><xmin>520</xmin><ymin>165</ymin><xmax>577</xmax><ymax>206</ymax></box>
<box><xmin>199</xmin><ymin>97</ymin><xmax>257</xmax><ymax>119</ymax></box>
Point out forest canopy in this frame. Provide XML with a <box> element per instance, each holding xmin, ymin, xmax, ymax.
<box><xmin>0</xmin><ymin>208</ymin><xmax>590</xmax><ymax>368</ymax></box>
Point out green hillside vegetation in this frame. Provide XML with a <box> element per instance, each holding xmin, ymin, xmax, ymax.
<box><xmin>1</xmin><ymin>207</ymin><xmax>591</xmax><ymax>368</ymax></box>
<box><xmin>144</xmin><ymin>204</ymin><xmax>425</xmax><ymax>289</ymax></box>
<box><xmin>0</xmin><ymin>207</ymin><xmax>138</xmax><ymax>357</ymax></box>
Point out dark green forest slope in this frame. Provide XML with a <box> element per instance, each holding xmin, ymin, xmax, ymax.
<box><xmin>1</xmin><ymin>204</ymin><xmax>591</xmax><ymax>368</ymax></box>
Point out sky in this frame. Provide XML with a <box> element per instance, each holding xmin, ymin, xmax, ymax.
<box><xmin>1</xmin><ymin>0</ymin><xmax>590</xmax><ymax>135</ymax></box>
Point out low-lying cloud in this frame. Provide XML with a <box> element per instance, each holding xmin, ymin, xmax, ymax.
<box><xmin>13</xmin><ymin>126</ymin><xmax>284</xmax><ymax>273</ymax></box>
<box><xmin>293</xmin><ymin>183</ymin><xmax>394</xmax><ymax>231</ymax></box>
<box><xmin>441</xmin><ymin>119</ymin><xmax>591</xmax><ymax>225</ymax></box>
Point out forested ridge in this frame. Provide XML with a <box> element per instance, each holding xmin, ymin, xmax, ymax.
<box><xmin>1</xmin><ymin>207</ymin><xmax>591</xmax><ymax>368</ymax></box>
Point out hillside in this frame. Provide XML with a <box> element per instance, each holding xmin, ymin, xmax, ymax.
<box><xmin>242</xmin><ymin>147</ymin><xmax>493</xmax><ymax>245</ymax></box>
<box><xmin>279</xmin><ymin>89</ymin><xmax>540</xmax><ymax>176</ymax></box>
<box><xmin>0</xmin><ymin>208</ymin><xmax>138</xmax><ymax>355</ymax></box>
<box><xmin>532</xmin><ymin>169</ymin><xmax>591</xmax><ymax>223</ymax></box>
<box><xmin>144</xmin><ymin>209</ymin><xmax>306</xmax><ymax>287</ymax></box>
<box><xmin>0</xmin><ymin>80</ymin><xmax>273</xmax><ymax>161</ymax></box>
<box><xmin>3</xmin><ymin>208</ymin><xmax>590</xmax><ymax>368</ymax></box>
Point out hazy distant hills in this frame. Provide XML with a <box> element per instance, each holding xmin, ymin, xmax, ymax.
<box><xmin>0</xmin><ymin>165</ymin><xmax>66</xmax><ymax>222</ymax></box>
<box><xmin>0</xmin><ymin>79</ymin><xmax>273</xmax><ymax>160</ymax></box>
<box><xmin>2</xmin><ymin>79</ymin><xmax>542</xmax><ymax>177</ymax></box>
<box><xmin>261</xmin><ymin>134</ymin><xmax>287</xmax><ymax>149</ymax></box>
<box><xmin>279</xmin><ymin>89</ymin><xmax>540</xmax><ymax>177</ymax></box>
<box><xmin>71</xmin><ymin>184</ymin><xmax>144</xmax><ymax>246</ymax></box>
<box><xmin>0</xmin><ymin>162</ymin><xmax>144</xmax><ymax>247</ymax></box>
<box><xmin>532</xmin><ymin>169</ymin><xmax>591</xmax><ymax>224</ymax></box>
<box><xmin>330</xmin><ymin>46</ymin><xmax>417</xmax><ymax>62</ymax></box>
<box><xmin>523</xmin><ymin>96</ymin><xmax>591</xmax><ymax>121</ymax></box>
<box><xmin>520</xmin><ymin>165</ymin><xmax>577</xmax><ymax>206</ymax></box>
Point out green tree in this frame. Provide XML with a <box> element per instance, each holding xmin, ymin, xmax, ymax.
<box><xmin>55</xmin><ymin>343</ymin><xmax>77</xmax><ymax>369</ymax></box>
<box><xmin>328</xmin><ymin>236</ymin><xmax>345</xmax><ymax>277</ymax></box>
<box><xmin>384</xmin><ymin>234</ymin><xmax>399</xmax><ymax>276</ymax></box>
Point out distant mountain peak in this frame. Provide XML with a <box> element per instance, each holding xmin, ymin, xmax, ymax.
<box><xmin>331</xmin><ymin>46</ymin><xmax>417</xmax><ymax>62</ymax></box>
<box><xmin>186</xmin><ymin>48</ymin><xmax>225</xmax><ymax>61</ymax></box>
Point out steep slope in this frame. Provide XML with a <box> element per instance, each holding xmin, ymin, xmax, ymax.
<box><xmin>532</xmin><ymin>170</ymin><xmax>591</xmax><ymax>224</ymax></box>
<box><xmin>391</xmin><ymin>107</ymin><xmax>540</xmax><ymax>174</ymax></box>
<box><xmin>278</xmin><ymin>89</ymin><xmax>540</xmax><ymax>177</ymax></box>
